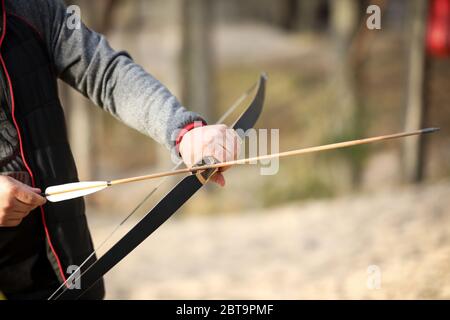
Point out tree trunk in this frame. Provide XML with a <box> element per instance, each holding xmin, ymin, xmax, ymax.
<box><xmin>181</xmin><ymin>0</ymin><xmax>214</xmax><ymax>123</ymax></box>
<box><xmin>329</xmin><ymin>0</ymin><xmax>364</xmax><ymax>189</ymax></box>
<box><xmin>402</xmin><ymin>0</ymin><xmax>429</xmax><ymax>183</ymax></box>
<box><xmin>278</xmin><ymin>0</ymin><xmax>328</xmax><ymax>32</ymax></box>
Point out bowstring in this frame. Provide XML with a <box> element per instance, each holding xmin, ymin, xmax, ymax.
<box><xmin>48</xmin><ymin>79</ymin><xmax>259</xmax><ymax>300</ymax></box>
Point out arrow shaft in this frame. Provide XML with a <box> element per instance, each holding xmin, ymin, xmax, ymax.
<box><xmin>231</xmin><ymin>128</ymin><xmax>437</xmax><ymax>166</ymax></box>
<box><xmin>44</xmin><ymin>128</ymin><xmax>439</xmax><ymax>199</ymax></box>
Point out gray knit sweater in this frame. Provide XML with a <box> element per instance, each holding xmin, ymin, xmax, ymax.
<box><xmin>4</xmin><ymin>0</ymin><xmax>202</xmax><ymax>153</ymax></box>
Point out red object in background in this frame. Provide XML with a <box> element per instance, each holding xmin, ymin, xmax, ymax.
<box><xmin>427</xmin><ymin>0</ymin><xmax>450</xmax><ymax>57</ymax></box>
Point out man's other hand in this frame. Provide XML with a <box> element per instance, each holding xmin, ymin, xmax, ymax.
<box><xmin>0</xmin><ymin>176</ymin><xmax>46</xmax><ymax>227</ymax></box>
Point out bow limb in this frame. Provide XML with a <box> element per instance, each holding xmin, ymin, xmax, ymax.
<box><xmin>48</xmin><ymin>74</ymin><xmax>267</xmax><ymax>300</ymax></box>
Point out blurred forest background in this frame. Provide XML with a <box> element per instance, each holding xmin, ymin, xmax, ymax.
<box><xmin>59</xmin><ymin>0</ymin><xmax>450</xmax><ymax>299</ymax></box>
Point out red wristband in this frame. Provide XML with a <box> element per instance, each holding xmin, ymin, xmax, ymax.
<box><xmin>175</xmin><ymin>120</ymin><xmax>207</xmax><ymax>155</ymax></box>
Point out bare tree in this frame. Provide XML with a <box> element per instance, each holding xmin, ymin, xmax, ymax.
<box><xmin>180</xmin><ymin>0</ymin><xmax>215</xmax><ymax>123</ymax></box>
<box><xmin>329</xmin><ymin>0</ymin><xmax>365</xmax><ymax>188</ymax></box>
<box><xmin>402</xmin><ymin>0</ymin><xmax>429</xmax><ymax>183</ymax></box>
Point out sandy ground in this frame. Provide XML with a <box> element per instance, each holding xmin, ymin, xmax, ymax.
<box><xmin>86</xmin><ymin>180</ymin><xmax>450</xmax><ymax>300</ymax></box>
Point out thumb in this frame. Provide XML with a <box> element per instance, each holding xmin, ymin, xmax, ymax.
<box><xmin>30</xmin><ymin>187</ymin><xmax>42</xmax><ymax>194</ymax></box>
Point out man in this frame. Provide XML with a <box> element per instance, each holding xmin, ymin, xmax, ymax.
<box><xmin>0</xmin><ymin>0</ymin><xmax>239</xmax><ymax>299</ymax></box>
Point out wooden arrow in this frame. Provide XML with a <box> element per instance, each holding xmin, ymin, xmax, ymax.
<box><xmin>44</xmin><ymin>127</ymin><xmax>439</xmax><ymax>202</ymax></box>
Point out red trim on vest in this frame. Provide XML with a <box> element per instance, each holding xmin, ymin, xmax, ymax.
<box><xmin>0</xmin><ymin>55</ymin><xmax>68</xmax><ymax>286</ymax></box>
<box><xmin>0</xmin><ymin>0</ymin><xmax>6</xmax><ymax>46</ymax></box>
<box><xmin>0</xmin><ymin>0</ymin><xmax>68</xmax><ymax>286</ymax></box>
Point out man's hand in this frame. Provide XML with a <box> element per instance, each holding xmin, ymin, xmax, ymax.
<box><xmin>0</xmin><ymin>176</ymin><xmax>46</xmax><ymax>227</ymax></box>
<box><xmin>179</xmin><ymin>124</ymin><xmax>241</xmax><ymax>187</ymax></box>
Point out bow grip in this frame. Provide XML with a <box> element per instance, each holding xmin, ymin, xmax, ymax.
<box><xmin>193</xmin><ymin>156</ymin><xmax>219</xmax><ymax>185</ymax></box>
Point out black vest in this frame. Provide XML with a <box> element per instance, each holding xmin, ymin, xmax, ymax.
<box><xmin>0</xmin><ymin>6</ymin><xmax>104</xmax><ymax>299</ymax></box>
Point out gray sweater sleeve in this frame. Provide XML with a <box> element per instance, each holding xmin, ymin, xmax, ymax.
<box><xmin>8</xmin><ymin>0</ymin><xmax>204</xmax><ymax>150</ymax></box>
